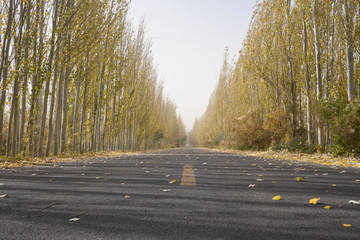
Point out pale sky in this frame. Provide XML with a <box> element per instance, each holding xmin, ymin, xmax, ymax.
<box><xmin>128</xmin><ymin>0</ymin><xmax>257</xmax><ymax>130</ymax></box>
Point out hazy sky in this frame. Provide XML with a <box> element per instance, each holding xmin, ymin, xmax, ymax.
<box><xmin>128</xmin><ymin>0</ymin><xmax>257</xmax><ymax>130</ymax></box>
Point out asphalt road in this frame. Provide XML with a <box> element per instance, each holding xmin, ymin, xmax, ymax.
<box><xmin>1</xmin><ymin>148</ymin><xmax>359</xmax><ymax>240</ymax></box>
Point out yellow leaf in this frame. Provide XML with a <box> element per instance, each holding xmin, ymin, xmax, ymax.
<box><xmin>272</xmin><ymin>195</ymin><xmax>281</xmax><ymax>201</ymax></box>
<box><xmin>124</xmin><ymin>195</ymin><xmax>131</xmax><ymax>199</ymax></box>
<box><xmin>309</xmin><ymin>197</ymin><xmax>320</xmax><ymax>204</ymax></box>
<box><xmin>170</xmin><ymin>179</ymin><xmax>177</xmax><ymax>184</ymax></box>
<box><xmin>323</xmin><ymin>205</ymin><xmax>331</xmax><ymax>209</ymax></box>
<box><xmin>332</xmin><ymin>184</ymin><xmax>336</xmax><ymax>186</ymax></box>
<box><xmin>295</xmin><ymin>177</ymin><xmax>304</xmax><ymax>181</ymax></box>
<box><xmin>343</xmin><ymin>224</ymin><xmax>352</xmax><ymax>227</ymax></box>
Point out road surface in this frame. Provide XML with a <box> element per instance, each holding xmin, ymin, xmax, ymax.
<box><xmin>1</xmin><ymin>148</ymin><xmax>359</xmax><ymax>239</ymax></box>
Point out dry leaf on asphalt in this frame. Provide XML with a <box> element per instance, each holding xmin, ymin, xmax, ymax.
<box><xmin>295</xmin><ymin>177</ymin><xmax>304</xmax><ymax>181</ymax></box>
<box><xmin>248</xmin><ymin>184</ymin><xmax>256</xmax><ymax>188</ymax></box>
<box><xmin>0</xmin><ymin>194</ymin><xmax>9</xmax><ymax>198</ymax></box>
<box><xmin>124</xmin><ymin>195</ymin><xmax>131</xmax><ymax>199</ymax></box>
<box><xmin>169</xmin><ymin>180</ymin><xmax>177</xmax><ymax>184</ymax></box>
<box><xmin>323</xmin><ymin>205</ymin><xmax>331</xmax><ymax>209</ymax></box>
<box><xmin>349</xmin><ymin>200</ymin><xmax>360</xmax><ymax>204</ymax></box>
<box><xmin>309</xmin><ymin>198</ymin><xmax>320</xmax><ymax>205</ymax></box>
<box><xmin>272</xmin><ymin>195</ymin><xmax>281</xmax><ymax>201</ymax></box>
<box><xmin>69</xmin><ymin>217</ymin><xmax>80</xmax><ymax>222</ymax></box>
<box><xmin>343</xmin><ymin>224</ymin><xmax>352</xmax><ymax>227</ymax></box>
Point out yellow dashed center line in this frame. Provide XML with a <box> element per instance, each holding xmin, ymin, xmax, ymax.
<box><xmin>180</xmin><ymin>164</ymin><xmax>196</xmax><ymax>186</ymax></box>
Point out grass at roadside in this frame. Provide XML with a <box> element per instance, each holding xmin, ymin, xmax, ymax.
<box><xmin>216</xmin><ymin>148</ymin><xmax>360</xmax><ymax>169</ymax></box>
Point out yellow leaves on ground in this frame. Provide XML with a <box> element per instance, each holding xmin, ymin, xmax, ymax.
<box><xmin>309</xmin><ymin>198</ymin><xmax>320</xmax><ymax>205</ymax></box>
<box><xmin>124</xmin><ymin>195</ymin><xmax>131</xmax><ymax>199</ymax></box>
<box><xmin>0</xmin><ymin>151</ymin><xmax>131</xmax><ymax>169</ymax></box>
<box><xmin>332</xmin><ymin>184</ymin><xmax>337</xmax><ymax>186</ymax></box>
<box><xmin>170</xmin><ymin>179</ymin><xmax>177</xmax><ymax>184</ymax></box>
<box><xmin>295</xmin><ymin>177</ymin><xmax>303</xmax><ymax>181</ymax></box>
<box><xmin>323</xmin><ymin>205</ymin><xmax>331</xmax><ymax>209</ymax></box>
<box><xmin>272</xmin><ymin>195</ymin><xmax>281</xmax><ymax>201</ymax></box>
<box><xmin>221</xmin><ymin>149</ymin><xmax>360</xmax><ymax>168</ymax></box>
<box><xmin>343</xmin><ymin>224</ymin><xmax>352</xmax><ymax>227</ymax></box>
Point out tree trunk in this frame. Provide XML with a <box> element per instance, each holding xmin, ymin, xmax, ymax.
<box><xmin>302</xmin><ymin>8</ymin><xmax>312</xmax><ymax>146</ymax></box>
<box><xmin>313</xmin><ymin>0</ymin><xmax>323</xmax><ymax>146</ymax></box>
<box><xmin>72</xmin><ymin>65</ymin><xmax>81</xmax><ymax>154</ymax></box>
<box><xmin>38</xmin><ymin>0</ymin><xmax>59</xmax><ymax>157</ymax></box>
<box><xmin>45</xmin><ymin>48</ymin><xmax>60</xmax><ymax>157</ymax></box>
<box><xmin>343</xmin><ymin>1</ymin><xmax>354</xmax><ymax>102</ymax></box>
<box><xmin>61</xmin><ymin>61</ymin><xmax>71</xmax><ymax>155</ymax></box>
<box><xmin>79</xmin><ymin>51</ymin><xmax>90</xmax><ymax>153</ymax></box>
<box><xmin>0</xmin><ymin>0</ymin><xmax>15</xmax><ymax>154</ymax></box>
<box><xmin>53</xmin><ymin>62</ymin><xmax>65</xmax><ymax>156</ymax></box>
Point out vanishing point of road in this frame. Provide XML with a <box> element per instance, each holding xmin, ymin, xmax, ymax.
<box><xmin>1</xmin><ymin>148</ymin><xmax>359</xmax><ymax>240</ymax></box>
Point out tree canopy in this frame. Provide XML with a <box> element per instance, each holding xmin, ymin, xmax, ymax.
<box><xmin>0</xmin><ymin>0</ymin><xmax>186</xmax><ymax>158</ymax></box>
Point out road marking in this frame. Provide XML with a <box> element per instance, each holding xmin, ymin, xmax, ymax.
<box><xmin>180</xmin><ymin>164</ymin><xmax>196</xmax><ymax>186</ymax></box>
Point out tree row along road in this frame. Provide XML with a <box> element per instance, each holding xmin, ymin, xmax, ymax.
<box><xmin>0</xmin><ymin>148</ymin><xmax>359</xmax><ymax>240</ymax></box>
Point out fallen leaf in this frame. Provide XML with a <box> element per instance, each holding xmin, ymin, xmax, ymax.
<box><xmin>343</xmin><ymin>224</ymin><xmax>352</xmax><ymax>227</ymax></box>
<box><xmin>248</xmin><ymin>184</ymin><xmax>256</xmax><ymax>188</ymax></box>
<box><xmin>309</xmin><ymin>197</ymin><xmax>320</xmax><ymax>205</ymax></box>
<box><xmin>295</xmin><ymin>177</ymin><xmax>304</xmax><ymax>181</ymax></box>
<box><xmin>31</xmin><ymin>173</ymin><xmax>37</xmax><ymax>176</ymax></box>
<box><xmin>256</xmin><ymin>178</ymin><xmax>264</xmax><ymax>181</ymax></box>
<box><xmin>170</xmin><ymin>180</ymin><xmax>177</xmax><ymax>184</ymax></box>
<box><xmin>0</xmin><ymin>194</ymin><xmax>9</xmax><ymax>198</ymax></box>
<box><xmin>349</xmin><ymin>200</ymin><xmax>360</xmax><ymax>204</ymax></box>
<box><xmin>272</xmin><ymin>195</ymin><xmax>281</xmax><ymax>201</ymax></box>
<box><xmin>323</xmin><ymin>205</ymin><xmax>331</xmax><ymax>209</ymax></box>
<box><xmin>162</xmin><ymin>189</ymin><xmax>171</xmax><ymax>192</ymax></box>
<box><xmin>96</xmin><ymin>177</ymin><xmax>102</xmax><ymax>180</ymax></box>
<box><xmin>332</xmin><ymin>184</ymin><xmax>336</xmax><ymax>186</ymax></box>
<box><xmin>202</xmin><ymin>162</ymin><xmax>207</xmax><ymax>165</ymax></box>
<box><xmin>120</xmin><ymin>182</ymin><xmax>127</xmax><ymax>185</ymax></box>
<box><xmin>355</xmin><ymin>179</ymin><xmax>360</xmax><ymax>182</ymax></box>
<box><xmin>322</xmin><ymin>173</ymin><xmax>328</xmax><ymax>176</ymax></box>
<box><xmin>339</xmin><ymin>170</ymin><xmax>346</xmax><ymax>173</ymax></box>
<box><xmin>252</xmin><ymin>164</ymin><xmax>257</xmax><ymax>166</ymax></box>
<box><xmin>272</xmin><ymin>181</ymin><xmax>277</xmax><ymax>183</ymax></box>
<box><xmin>258</xmin><ymin>174</ymin><xmax>264</xmax><ymax>177</ymax></box>
<box><xmin>124</xmin><ymin>195</ymin><xmax>131</xmax><ymax>199</ymax></box>
<box><xmin>69</xmin><ymin>217</ymin><xmax>80</xmax><ymax>222</ymax></box>
<box><xmin>165</xmin><ymin>175</ymin><xmax>170</xmax><ymax>177</ymax></box>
